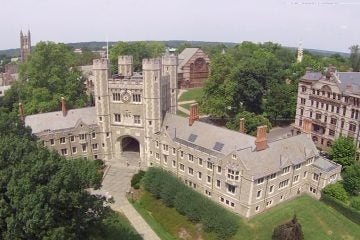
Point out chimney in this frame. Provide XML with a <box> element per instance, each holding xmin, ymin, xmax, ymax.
<box><xmin>239</xmin><ymin>118</ymin><xmax>245</xmax><ymax>133</ymax></box>
<box><xmin>189</xmin><ymin>103</ymin><xmax>199</xmax><ymax>126</ymax></box>
<box><xmin>18</xmin><ymin>102</ymin><xmax>25</xmax><ymax>122</ymax></box>
<box><xmin>61</xmin><ymin>97</ymin><xmax>67</xmax><ymax>117</ymax></box>
<box><xmin>302</xmin><ymin>118</ymin><xmax>312</xmax><ymax>137</ymax></box>
<box><xmin>255</xmin><ymin>125</ymin><xmax>268</xmax><ymax>151</ymax></box>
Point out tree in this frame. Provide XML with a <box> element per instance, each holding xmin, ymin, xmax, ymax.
<box><xmin>0</xmin><ymin>111</ymin><xmax>108</xmax><ymax>239</ymax></box>
<box><xmin>226</xmin><ymin>111</ymin><xmax>272</xmax><ymax>136</ymax></box>
<box><xmin>272</xmin><ymin>215</ymin><xmax>304</xmax><ymax>240</ymax></box>
<box><xmin>322</xmin><ymin>182</ymin><xmax>349</xmax><ymax>202</ymax></box>
<box><xmin>75</xmin><ymin>47</ymin><xmax>100</xmax><ymax>66</ymax></box>
<box><xmin>6</xmin><ymin>41</ymin><xmax>89</xmax><ymax>115</ymax></box>
<box><xmin>264</xmin><ymin>83</ymin><xmax>297</xmax><ymax>121</ymax></box>
<box><xmin>109</xmin><ymin>41</ymin><xmax>165</xmax><ymax>73</ymax></box>
<box><xmin>329</xmin><ymin>136</ymin><xmax>356</xmax><ymax>168</ymax></box>
<box><xmin>342</xmin><ymin>163</ymin><xmax>360</xmax><ymax>196</ymax></box>
<box><xmin>349</xmin><ymin>45</ymin><xmax>360</xmax><ymax>72</ymax></box>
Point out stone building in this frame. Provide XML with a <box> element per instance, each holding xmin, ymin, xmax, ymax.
<box><xmin>20</xmin><ymin>30</ymin><xmax>31</xmax><ymax>62</ymax></box>
<box><xmin>25</xmin><ymin>99</ymin><xmax>102</xmax><ymax>160</ymax></box>
<box><xmin>25</xmin><ymin>54</ymin><xmax>341</xmax><ymax>218</ymax></box>
<box><xmin>294</xmin><ymin>67</ymin><xmax>360</xmax><ymax>159</ymax></box>
<box><xmin>177</xmin><ymin>48</ymin><xmax>210</xmax><ymax>88</ymax></box>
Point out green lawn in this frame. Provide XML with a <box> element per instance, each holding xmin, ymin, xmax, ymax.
<box><xmin>238</xmin><ymin>195</ymin><xmax>360</xmax><ymax>240</ymax></box>
<box><xmin>132</xmin><ymin>191</ymin><xmax>217</xmax><ymax>240</ymax></box>
<box><xmin>178</xmin><ymin>88</ymin><xmax>203</xmax><ymax>102</ymax></box>
<box><xmin>91</xmin><ymin>210</ymin><xmax>142</xmax><ymax>240</ymax></box>
<box><xmin>132</xmin><ymin>190</ymin><xmax>360</xmax><ymax>240</ymax></box>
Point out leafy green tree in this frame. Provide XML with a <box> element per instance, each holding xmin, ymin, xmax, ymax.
<box><xmin>0</xmin><ymin>111</ymin><xmax>108</xmax><ymax>239</ymax></box>
<box><xmin>329</xmin><ymin>137</ymin><xmax>356</xmax><ymax>168</ymax></box>
<box><xmin>342</xmin><ymin>163</ymin><xmax>360</xmax><ymax>196</ymax></box>
<box><xmin>322</xmin><ymin>182</ymin><xmax>349</xmax><ymax>202</ymax></box>
<box><xmin>349</xmin><ymin>45</ymin><xmax>360</xmax><ymax>72</ymax></box>
<box><xmin>264</xmin><ymin>83</ymin><xmax>297</xmax><ymax>121</ymax></box>
<box><xmin>272</xmin><ymin>215</ymin><xmax>304</xmax><ymax>240</ymax></box>
<box><xmin>5</xmin><ymin>41</ymin><xmax>89</xmax><ymax>115</ymax></box>
<box><xmin>226</xmin><ymin>111</ymin><xmax>272</xmax><ymax>136</ymax></box>
<box><xmin>109</xmin><ymin>41</ymin><xmax>165</xmax><ymax>73</ymax></box>
<box><xmin>75</xmin><ymin>47</ymin><xmax>100</xmax><ymax>66</ymax></box>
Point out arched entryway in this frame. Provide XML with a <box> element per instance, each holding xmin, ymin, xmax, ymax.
<box><xmin>118</xmin><ymin>136</ymin><xmax>141</xmax><ymax>167</ymax></box>
<box><xmin>121</xmin><ymin>136</ymin><xmax>140</xmax><ymax>153</ymax></box>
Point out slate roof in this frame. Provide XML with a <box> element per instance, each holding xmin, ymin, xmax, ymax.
<box><xmin>336</xmin><ymin>72</ymin><xmax>360</xmax><ymax>93</ymax></box>
<box><xmin>25</xmin><ymin>107</ymin><xmax>98</xmax><ymax>134</ymax></box>
<box><xmin>312</xmin><ymin>157</ymin><xmax>340</xmax><ymax>172</ymax></box>
<box><xmin>162</xmin><ymin>113</ymin><xmax>256</xmax><ymax>157</ymax></box>
<box><xmin>302</xmin><ymin>71</ymin><xmax>323</xmax><ymax>81</ymax></box>
<box><xmin>238</xmin><ymin>134</ymin><xmax>318</xmax><ymax>179</ymax></box>
<box><xmin>161</xmin><ymin>113</ymin><xmax>330</xmax><ymax>180</ymax></box>
<box><xmin>178</xmin><ymin>48</ymin><xmax>199</xmax><ymax>72</ymax></box>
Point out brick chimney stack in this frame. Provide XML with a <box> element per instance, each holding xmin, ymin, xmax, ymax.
<box><xmin>189</xmin><ymin>103</ymin><xmax>199</xmax><ymax>126</ymax></box>
<box><xmin>18</xmin><ymin>102</ymin><xmax>25</xmax><ymax>122</ymax></box>
<box><xmin>61</xmin><ymin>97</ymin><xmax>67</xmax><ymax>117</ymax></box>
<box><xmin>239</xmin><ymin>118</ymin><xmax>245</xmax><ymax>133</ymax></box>
<box><xmin>302</xmin><ymin>118</ymin><xmax>312</xmax><ymax>137</ymax></box>
<box><xmin>255</xmin><ymin>125</ymin><xmax>268</xmax><ymax>151</ymax></box>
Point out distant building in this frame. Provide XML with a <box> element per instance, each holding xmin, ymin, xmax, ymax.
<box><xmin>20</xmin><ymin>30</ymin><xmax>31</xmax><ymax>63</ymax></box>
<box><xmin>178</xmin><ymin>48</ymin><xmax>210</xmax><ymax>88</ymax></box>
<box><xmin>297</xmin><ymin>42</ymin><xmax>303</xmax><ymax>63</ymax></box>
<box><xmin>0</xmin><ymin>85</ymin><xmax>11</xmax><ymax>97</ymax></box>
<box><xmin>25</xmin><ymin>54</ymin><xmax>341</xmax><ymax>218</ymax></box>
<box><xmin>294</xmin><ymin>66</ymin><xmax>360</xmax><ymax>159</ymax></box>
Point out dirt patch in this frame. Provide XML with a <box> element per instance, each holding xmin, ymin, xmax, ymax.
<box><xmin>178</xmin><ymin>228</ymin><xmax>192</xmax><ymax>240</ymax></box>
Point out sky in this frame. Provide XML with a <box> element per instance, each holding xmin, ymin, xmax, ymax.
<box><xmin>1</xmin><ymin>0</ymin><xmax>359</xmax><ymax>52</ymax></box>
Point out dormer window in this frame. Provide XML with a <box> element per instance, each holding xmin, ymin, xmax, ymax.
<box><xmin>232</xmin><ymin>154</ymin><xmax>237</xmax><ymax>159</ymax></box>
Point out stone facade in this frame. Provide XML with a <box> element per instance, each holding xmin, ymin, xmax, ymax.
<box><xmin>25</xmin><ymin>54</ymin><xmax>341</xmax><ymax>218</ymax></box>
<box><xmin>294</xmin><ymin>67</ymin><xmax>360</xmax><ymax>159</ymax></box>
<box><xmin>20</xmin><ymin>30</ymin><xmax>31</xmax><ymax>63</ymax></box>
<box><xmin>178</xmin><ymin>48</ymin><xmax>210</xmax><ymax>88</ymax></box>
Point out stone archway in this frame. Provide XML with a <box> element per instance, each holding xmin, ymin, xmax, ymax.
<box><xmin>118</xmin><ymin>136</ymin><xmax>141</xmax><ymax>167</ymax></box>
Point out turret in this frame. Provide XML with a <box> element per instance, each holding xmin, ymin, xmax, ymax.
<box><xmin>162</xmin><ymin>54</ymin><xmax>178</xmax><ymax>114</ymax></box>
<box><xmin>118</xmin><ymin>55</ymin><xmax>133</xmax><ymax>76</ymax></box>
<box><xmin>93</xmin><ymin>58</ymin><xmax>113</xmax><ymax>160</ymax></box>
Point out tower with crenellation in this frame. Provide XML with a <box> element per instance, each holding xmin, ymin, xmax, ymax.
<box><xmin>20</xmin><ymin>30</ymin><xmax>31</xmax><ymax>62</ymax></box>
<box><xmin>92</xmin><ymin>54</ymin><xmax>178</xmax><ymax>166</ymax></box>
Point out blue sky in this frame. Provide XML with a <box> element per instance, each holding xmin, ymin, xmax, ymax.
<box><xmin>1</xmin><ymin>0</ymin><xmax>359</xmax><ymax>52</ymax></box>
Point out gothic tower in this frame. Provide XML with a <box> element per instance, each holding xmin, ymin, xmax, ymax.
<box><xmin>20</xmin><ymin>30</ymin><xmax>31</xmax><ymax>62</ymax></box>
<box><xmin>118</xmin><ymin>55</ymin><xmax>133</xmax><ymax>76</ymax></box>
<box><xmin>297</xmin><ymin>42</ymin><xmax>303</xmax><ymax>63</ymax></box>
<box><xmin>162</xmin><ymin>54</ymin><xmax>178</xmax><ymax>114</ymax></box>
<box><xmin>93</xmin><ymin>58</ymin><xmax>113</xmax><ymax>161</ymax></box>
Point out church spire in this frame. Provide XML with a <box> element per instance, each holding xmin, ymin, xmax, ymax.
<box><xmin>297</xmin><ymin>41</ymin><xmax>303</xmax><ymax>63</ymax></box>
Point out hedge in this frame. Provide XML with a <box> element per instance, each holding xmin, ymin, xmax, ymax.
<box><xmin>143</xmin><ymin>167</ymin><xmax>239</xmax><ymax>240</ymax></box>
<box><xmin>321</xmin><ymin>193</ymin><xmax>360</xmax><ymax>225</ymax></box>
<box><xmin>131</xmin><ymin>170</ymin><xmax>145</xmax><ymax>189</ymax></box>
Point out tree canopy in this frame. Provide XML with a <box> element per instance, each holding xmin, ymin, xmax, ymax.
<box><xmin>109</xmin><ymin>41</ymin><xmax>165</xmax><ymax>73</ymax></box>
<box><xmin>0</xmin><ymin>110</ymin><xmax>108</xmax><ymax>239</ymax></box>
<box><xmin>349</xmin><ymin>45</ymin><xmax>360</xmax><ymax>72</ymax></box>
<box><xmin>329</xmin><ymin>136</ymin><xmax>356</xmax><ymax>168</ymax></box>
<box><xmin>3</xmin><ymin>42</ymin><xmax>88</xmax><ymax>114</ymax></box>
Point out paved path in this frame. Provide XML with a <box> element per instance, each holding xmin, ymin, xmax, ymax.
<box><xmin>96</xmin><ymin>161</ymin><xmax>160</xmax><ymax>240</ymax></box>
<box><xmin>178</xmin><ymin>100</ymin><xmax>196</xmax><ymax>105</ymax></box>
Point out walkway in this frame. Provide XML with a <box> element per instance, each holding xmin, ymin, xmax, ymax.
<box><xmin>95</xmin><ymin>162</ymin><xmax>160</xmax><ymax>240</ymax></box>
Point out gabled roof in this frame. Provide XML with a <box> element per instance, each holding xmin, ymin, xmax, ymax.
<box><xmin>302</xmin><ymin>71</ymin><xmax>323</xmax><ymax>81</ymax></box>
<box><xmin>25</xmin><ymin>107</ymin><xmax>98</xmax><ymax>134</ymax></box>
<box><xmin>160</xmin><ymin>113</ymin><xmax>323</xmax><ymax>180</ymax></box>
<box><xmin>178</xmin><ymin>48</ymin><xmax>201</xmax><ymax>72</ymax></box>
<box><xmin>162</xmin><ymin>113</ymin><xmax>255</xmax><ymax>157</ymax></box>
<box><xmin>336</xmin><ymin>72</ymin><xmax>360</xmax><ymax>93</ymax></box>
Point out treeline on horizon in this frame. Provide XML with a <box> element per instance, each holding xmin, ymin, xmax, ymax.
<box><xmin>0</xmin><ymin>40</ymin><xmax>351</xmax><ymax>58</ymax></box>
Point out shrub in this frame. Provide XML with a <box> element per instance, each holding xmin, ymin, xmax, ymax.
<box><xmin>342</xmin><ymin>163</ymin><xmax>360</xmax><ymax>196</ymax></box>
<box><xmin>272</xmin><ymin>215</ymin><xmax>304</xmax><ymax>240</ymax></box>
<box><xmin>131</xmin><ymin>170</ymin><xmax>145</xmax><ymax>189</ymax></box>
<box><xmin>322</xmin><ymin>182</ymin><xmax>349</xmax><ymax>203</ymax></box>
<box><xmin>350</xmin><ymin>197</ymin><xmax>360</xmax><ymax>210</ymax></box>
<box><xmin>142</xmin><ymin>167</ymin><xmax>239</xmax><ymax>239</ymax></box>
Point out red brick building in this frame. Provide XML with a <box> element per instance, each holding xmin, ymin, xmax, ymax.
<box><xmin>178</xmin><ymin>48</ymin><xmax>210</xmax><ymax>88</ymax></box>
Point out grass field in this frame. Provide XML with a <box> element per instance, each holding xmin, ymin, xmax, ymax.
<box><xmin>132</xmin><ymin>190</ymin><xmax>360</xmax><ymax>240</ymax></box>
<box><xmin>178</xmin><ymin>88</ymin><xmax>204</xmax><ymax>102</ymax></box>
<box><xmin>91</xmin><ymin>211</ymin><xmax>142</xmax><ymax>240</ymax></box>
